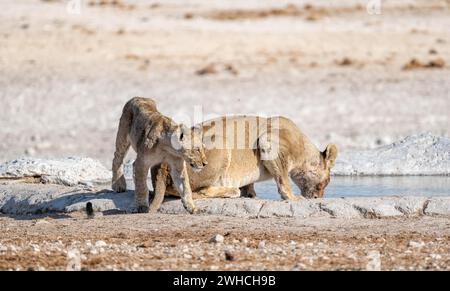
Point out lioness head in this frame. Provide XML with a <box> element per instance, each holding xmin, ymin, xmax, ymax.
<box><xmin>168</xmin><ymin>124</ymin><xmax>207</xmax><ymax>171</ymax></box>
<box><xmin>292</xmin><ymin>144</ymin><xmax>338</xmax><ymax>199</ymax></box>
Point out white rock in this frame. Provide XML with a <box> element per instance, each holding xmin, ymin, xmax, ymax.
<box><xmin>95</xmin><ymin>240</ymin><xmax>107</xmax><ymax>248</ymax></box>
<box><xmin>24</xmin><ymin>147</ymin><xmax>36</xmax><ymax>156</ymax></box>
<box><xmin>366</xmin><ymin>250</ymin><xmax>381</xmax><ymax>271</ymax></box>
<box><xmin>334</xmin><ymin>133</ymin><xmax>450</xmax><ymax>175</ymax></box>
<box><xmin>430</xmin><ymin>254</ymin><xmax>442</xmax><ymax>260</ymax></box>
<box><xmin>408</xmin><ymin>241</ymin><xmax>425</xmax><ymax>248</ymax></box>
<box><xmin>258</xmin><ymin>240</ymin><xmax>266</xmax><ymax>249</ymax></box>
<box><xmin>66</xmin><ymin>249</ymin><xmax>81</xmax><ymax>271</ymax></box>
<box><xmin>34</xmin><ymin>219</ymin><xmax>50</xmax><ymax>226</ymax></box>
<box><xmin>424</xmin><ymin>198</ymin><xmax>450</xmax><ymax>216</ymax></box>
<box><xmin>0</xmin><ymin>157</ymin><xmax>111</xmax><ymax>186</ymax></box>
<box><xmin>30</xmin><ymin>244</ymin><xmax>40</xmax><ymax>253</ymax></box>
<box><xmin>0</xmin><ymin>182</ymin><xmax>449</xmax><ymax>219</ymax></box>
<box><xmin>209</xmin><ymin>234</ymin><xmax>224</xmax><ymax>244</ymax></box>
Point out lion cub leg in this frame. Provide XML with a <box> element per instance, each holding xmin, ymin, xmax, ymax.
<box><xmin>169</xmin><ymin>161</ymin><xmax>197</xmax><ymax>214</ymax></box>
<box><xmin>112</xmin><ymin>109</ymin><xmax>131</xmax><ymax>193</ymax></box>
<box><xmin>133</xmin><ymin>155</ymin><xmax>151</xmax><ymax>213</ymax></box>
<box><xmin>112</xmin><ymin>139</ymin><xmax>130</xmax><ymax>193</ymax></box>
<box><xmin>262</xmin><ymin>160</ymin><xmax>298</xmax><ymax>201</ymax></box>
<box><xmin>196</xmin><ymin>187</ymin><xmax>241</xmax><ymax>199</ymax></box>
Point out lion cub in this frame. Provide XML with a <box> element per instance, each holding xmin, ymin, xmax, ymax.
<box><xmin>111</xmin><ymin>97</ymin><xmax>207</xmax><ymax>214</ymax></box>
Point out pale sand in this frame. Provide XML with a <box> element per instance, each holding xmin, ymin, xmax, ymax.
<box><xmin>0</xmin><ymin>0</ymin><xmax>449</xmax><ymax>166</ymax></box>
<box><xmin>0</xmin><ymin>213</ymin><xmax>449</xmax><ymax>270</ymax></box>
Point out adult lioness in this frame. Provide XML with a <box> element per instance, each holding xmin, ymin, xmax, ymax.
<box><xmin>149</xmin><ymin>116</ymin><xmax>337</xmax><ymax>212</ymax></box>
<box><xmin>111</xmin><ymin>97</ymin><xmax>207</xmax><ymax>214</ymax></box>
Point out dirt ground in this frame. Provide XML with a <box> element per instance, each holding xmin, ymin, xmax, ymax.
<box><xmin>0</xmin><ymin>213</ymin><xmax>449</xmax><ymax>271</ymax></box>
<box><xmin>0</xmin><ymin>0</ymin><xmax>449</xmax><ymax>166</ymax></box>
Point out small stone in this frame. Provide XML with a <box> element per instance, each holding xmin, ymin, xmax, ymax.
<box><xmin>66</xmin><ymin>249</ymin><xmax>81</xmax><ymax>271</ymax></box>
<box><xmin>408</xmin><ymin>241</ymin><xmax>425</xmax><ymax>248</ymax></box>
<box><xmin>366</xmin><ymin>250</ymin><xmax>381</xmax><ymax>271</ymax></box>
<box><xmin>430</xmin><ymin>254</ymin><xmax>442</xmax><ymax>260</ymax></box>
<box><xmin>258</xmin><ymin>240</ymin><xmax>266</xmax><ymax>249</ymax></box>
<box><xmin>30</xmin><ymin>244</ymin><xmax>40</xmax><ymax>253</ymax></box>
<box><xmin>209</xmin><ymin>234</ymin><xmax>224</xmax><ymax>244</ymax></box>
<box><xmin>34</xmin><ymin>219</ymin><xmax>50</xmax><ymax>225</ymax></box>
<box><xmin>225</xmin><ymin>251</ymin><xmax>235</xmax><ymax>261</ymax></box>
<box><xmin>95</xmin><ymin>240</ymin><xmax>107</xmax><ymax>248</ymax></box>
<box><xmin>24</xmin><ymin>147</ymin><xmax>36</xmax><ymax>156</ymax></box>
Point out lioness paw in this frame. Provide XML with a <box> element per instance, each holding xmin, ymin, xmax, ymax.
<box><xmin>294</xmin><ymin>195</ymin><xmax>306</xmax><ymax>201</ymax></box>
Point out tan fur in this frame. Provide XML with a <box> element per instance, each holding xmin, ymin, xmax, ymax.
<box><xmin>111</xmin><ymin>97</ymin><xmax>207</xmax><ymax>213</ymax></box>
<box><xmin>150</xmin><ymin>116</ymin><xmax>337</xmax><ymax>211</ymax></box>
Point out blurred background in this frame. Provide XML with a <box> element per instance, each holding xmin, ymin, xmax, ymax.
<box><xmin>0</xmin><ymin>0</ymin><xmax>449</xmax><ymax>166</ymax></box>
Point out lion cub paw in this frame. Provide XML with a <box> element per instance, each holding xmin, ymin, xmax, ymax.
<box><xmin>137</xmin><ymin>205</ymin><xmax>150</xmax><ymax>213</ymax></box>
<box><xmin>112</xmin><ymin>176</ymin><xmax>127</xmax><ymax>193</ymax></box>
<box><xmin>184</xmin><ymin>205</ymin><xmax>199</xmax><ymax>215</ymax></box>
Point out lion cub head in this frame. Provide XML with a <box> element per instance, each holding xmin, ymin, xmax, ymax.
<box><xmin>167</xmin><ymin>124</ymin><xmax>207</xmax><ymax>172</ymax></box>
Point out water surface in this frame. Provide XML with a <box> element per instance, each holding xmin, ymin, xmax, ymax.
<box><xmin>255</xmin><ymin>176</ymin><xmax>450</xmax><ymax>200</ymax></box>
<box><xmin>115</xmin><ymin>176</ymin><xmax>450</xmax><ymax>200</ymax></box>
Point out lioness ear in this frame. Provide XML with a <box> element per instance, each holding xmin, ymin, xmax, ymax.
<box><xmin>144</xmin><ymin>122</ymin><xmax>164</xmax><ymax>149</ymax></box>
<box><xmin>323</xmin><ymin>144</ymin><xmax>338</xmax><ymax>168</ymax></box>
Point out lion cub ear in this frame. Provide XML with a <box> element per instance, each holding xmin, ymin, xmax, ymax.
<box><xmin>323</xmin><ymin>144</ymin><xmax>338</xmax><ymax>168</ymax></box>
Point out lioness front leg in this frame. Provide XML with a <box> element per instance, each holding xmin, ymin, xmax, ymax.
<box><xmin>262</xmin><ymin>160</ymin><xmax>298</xmax><ymax>201</ymax></box>
<box><xmin>170</xmin><ymin>161</ymin><xmax>197</xmax><ymax>214</ymax></box>
<box><xmin>133</xmin><ymin>155</ymin><xmax>151</xmax><ymax>213</ymax></box>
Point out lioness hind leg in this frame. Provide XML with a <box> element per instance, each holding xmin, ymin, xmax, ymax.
<box><xmin>196</xmin><ymin>187</ymin><xmax>241</xmax><ymax>198</ymax></box>
<box><xmin>240</xmin><ymin>184</ymin><xmax>257</xmax><ymax>198</ymax></box>
<box><xmin>133</xmin><ymin>155</ymin><xmax>151</xmax><ymax>213</ymax></box>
